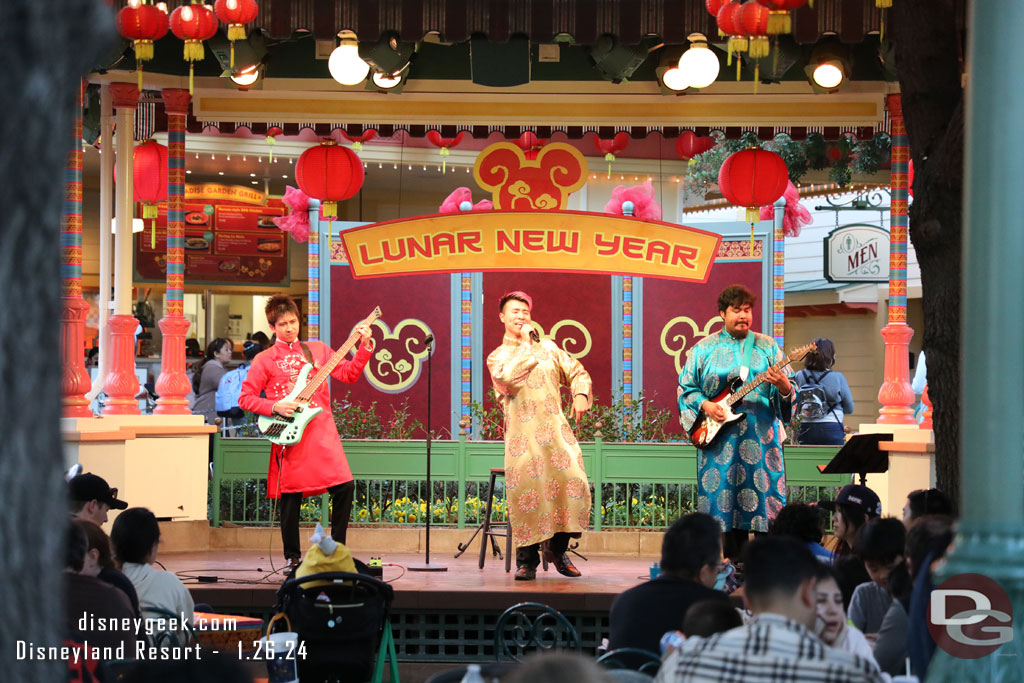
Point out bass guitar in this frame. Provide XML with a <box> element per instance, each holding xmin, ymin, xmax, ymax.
<box><xmin>258</xmin><ymin>306</ymin><xmax>382</xmax><ymax>446</ymax></box>
<box><xmin>688</xmin><ymin>342</ymin><xmax>816</xmax><ymax>448</ymax></box>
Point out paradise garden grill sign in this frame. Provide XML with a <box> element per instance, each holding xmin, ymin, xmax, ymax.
<box><xmin>824</xmin><ymin>223</ymin><xmax>890</xmax><ymax>283</ymax></box>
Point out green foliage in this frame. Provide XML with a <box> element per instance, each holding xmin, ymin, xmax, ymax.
<box><xmin>685</xmin><ymin>131</ymin><xmax>893</xmax><ymax>195</ymax></box>
<box><xmin>467</xmin><ymin>387</ymin><xmax>682</xmax><ymax>443</ymax></box>
<box><xmin>332</xmin><ymin>391</ymin><xmax>426</xmax><ymax>440</ymax></box>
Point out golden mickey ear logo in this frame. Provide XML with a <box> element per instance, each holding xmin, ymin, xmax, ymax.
<box><xmin>473</xmin><ymin>142</ymin><xmax>588</xmax><ymax>210</ymax></box>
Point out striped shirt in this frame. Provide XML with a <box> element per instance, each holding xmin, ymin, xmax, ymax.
<box><xmin>654</xmin><ymin>613</ymin><xmax>884</xmax><ymax>683</ymax></box>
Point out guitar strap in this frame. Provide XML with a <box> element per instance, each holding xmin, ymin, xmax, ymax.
<box><xmin>299</xmin><ymin>342</ymin><xmax>315</xmax><ymax>367</ymax></box>
<box><xmin>738</xmin><ymin>333</ymin><xmax>755</xmax><ymax>381</ymax></box>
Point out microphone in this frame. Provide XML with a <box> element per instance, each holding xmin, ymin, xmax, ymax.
<box><xmin>529</xmin><ymin>330</ymin><xmax>540</xmax><ymax>343</ymax></box>
<box><xmin>423</xmin><ymin>334</ymin><xmax>434</xmax><ymax>347</ymax></box>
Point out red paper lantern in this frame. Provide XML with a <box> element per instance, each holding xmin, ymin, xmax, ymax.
<box><xmin>514</xmin><ymin>132</ymin><xmax>548</xmax><ymax>160</ymax></box>
<box><xmin>116</xmin><ymin>3</ymin><xmax>169</xmax><ymax>64</ymax></box>
<box><xmin>675</xmin><ymin>131</ymin><xmax>717</xmax><ymax>161</ymax></box>
<box><xmin>214</xmin><ymin>0</ymin><xmax>258</xmax><ymax>68</ymax></box>
<box><xmin>706</xmin><ymin>0</ymin><xmax>727</xmax><ymax>17</ymax></box>
<box><xmin>295</xmin><ymin>141</ymin><xmax>365</xmax><ymax>219</ymax></box>
<box><xmin>426</xmin><ymin>130</ymin><xmax>466</xmax><ymax>173</ymax></box>
<box><xmin>593</xmin><ymin>131</ymin><xmax>629</xmax><ymax>178</ymax></box>
<box><xmin>133</xmin><ymin>139</ymin><xmax>168</xmax><ymax>248</ymax></box>
<box><xmin>741</xmin><ymin>2</ymin><xmax>771</xmax><ymax>58</ymax></box>
<box><xmin>717</xmin><ymin>2</ymin><xmax>748</xmax><ymax>61</ymax></box>
<box><xmin>718</xmin><ymin>147</ymin><xmax>788</xmax><ymax>224</ymax></box>
<box><xmin>170</xmin><ymin>2</ymin><xmax>218</xmax><ymax>92</ymax></box>
<box><xmin>756</xmin><ymin>0</ymin><xmax>807</xmax><ymax>34</ymax></box>
<box><xmin>338</xmin><ymin>129</ymin><xmax>378</xmax><ymax>154</ymax></box>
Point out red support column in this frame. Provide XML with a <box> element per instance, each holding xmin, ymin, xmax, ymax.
<box><xmin>877</xmin><ymin>94</ymin><xmax>916</xmax><ymax>424</ymax></box>
<box><xmin>154</xmin><ymin>89</ymin><xmax>192</xmax><ymax>414</ymax></box>
<box><xmin>61</xmin><ymin>82</ymin><xmax>92</xmax><ymax>418</ymax></box>
<box><xmin>103</xmin><ymin>83</ymin><xmax>142</xmax><ymax>415</ymax></box>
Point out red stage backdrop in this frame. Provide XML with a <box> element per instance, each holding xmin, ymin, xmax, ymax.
<box><xmin>482</xmin><ymin>273</ymin><xmax>613</xmax><ymax>412</ymax></box>
<box><xmin>642</xmin><ymin>258</ymin><xmax>764</xmax><ymax>434</ymax></box>
<box><xmin>329</xmin><ymin>268</ymin><xmax>452</xmax><ymax>435</ymax></box>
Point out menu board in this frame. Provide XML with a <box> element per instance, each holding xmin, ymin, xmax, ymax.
<box><xmin>134</xmin><ymin>189</ymin><xmax>289</xmax><ymax>286</ymax></box>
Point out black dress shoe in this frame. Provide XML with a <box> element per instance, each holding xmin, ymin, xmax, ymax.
<box><xmin>514</xmin><ymin>565</ymin><xmax>537</xmax><ymax>581</ymax></box>
<box><xmin>543</xmin><ymin>549</ymin><xmax>581</xmax><ymax>577</ymax></box>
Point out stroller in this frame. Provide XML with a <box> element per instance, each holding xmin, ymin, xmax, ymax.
<box><xmin>274</xmin><ymin>567</ymin><xmax>395</xmax><ymax>683</ymax></box>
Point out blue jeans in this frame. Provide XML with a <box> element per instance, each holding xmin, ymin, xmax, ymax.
<box><xmin>797</xmin><ymin>420</ymin><xmax>845</xmax><ymax>445</ymax></box>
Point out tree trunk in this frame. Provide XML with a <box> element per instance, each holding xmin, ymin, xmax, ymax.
<box><xmin>891</xmin><ymin>0</ymin><xmax>965</xmax><ymax>503</ymax></box>
<box><xmin>0</xmin><ymin>2</ymin><xmax>113</xmax><ymax>681</ymax></box>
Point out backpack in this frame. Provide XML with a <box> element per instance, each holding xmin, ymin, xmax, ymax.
<box><xmin>796</xmin><ymin>370</ymin><xmax>834</xmax><ymax>419</ymax></box>
<box><xmin>215</xmin><ymin>363</ymin><xmax>249</xmax><ymax>413</ymax></box>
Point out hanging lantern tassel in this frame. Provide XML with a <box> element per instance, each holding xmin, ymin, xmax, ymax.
<box><xmin>352</xmin><ymin>141</ymin><xmax>363</xmax><ymax>153</ymax></box>
<box><xmin>321</xmin><ymin>200</ymin><xmax>338</xmax><ymax>219</ymax></box>
<box><xmin>266</xmin><ymin>136</ymin><xmax>275</xmax><ymax>162</ymax></box>
<box><xmin>327</xmin><ymin>217</ymin><xmax>333</xmax><ymax>253</ymax></box>
<box><xmin>440</xmin><ymin>146</ymin><xmax>450</xmax><ymax>173</ymax></box>
<box><xmin>875</xmin><ymin>0</ymin><xmax>892</xmax><ymax>7</ymax></box>
<box><xmin>767</xmin><ymin>11</ymin><xmax>790</xmax><ymax>35</ymax></box>
<box><xmin>746</xmin><ymin>207</ymin><xmax>760</xmax><ymax>255</ymax></box>
<box><xmin>143</xmin><ymin>203</ymin><xmax>159</xmax><ymax>249</ymax></box>
<box><xmin>753</xmin><ymin>62</ymin><xmax>759</xmax><ymax>94</ymax></box>
<box><xmin>184</xmin><ymin>40</ymin><xmax>205</xmax><ymax>94</ymax></box>
<box><xmin>605</xmin><ymin>152</ymin><xmax>615</xmax><ymax>179</ymax></box>
<box><xmin>879</xmin><ymin>10</ymin><xmax>885</xmax><ymax>42</ymax></box>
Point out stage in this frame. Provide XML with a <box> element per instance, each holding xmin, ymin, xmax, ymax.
<box><xmin>161</xmin><ymin>526</ymin><xmax>660</xmax><ymax>667</ymax></box>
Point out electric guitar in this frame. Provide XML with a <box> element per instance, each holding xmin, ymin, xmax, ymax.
<box><xmin>258</xmin><ymin>306</ymin><xmax>382</xmax><ymax>446</ymax></box>
<box><xmin>688</xmin><ymin>342</ymin><xmax>816</xmax><ymax>448</ymax></box>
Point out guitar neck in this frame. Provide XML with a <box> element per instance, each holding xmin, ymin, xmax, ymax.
<box><xmin>726</xmin><ymin>356</ymin><xmax>795</xmax><ymax>406</ymax></box>
<box><xmin>295</xmin><ymin>333</ymin><xmax>364</xmax><ymax>402</ymax></box>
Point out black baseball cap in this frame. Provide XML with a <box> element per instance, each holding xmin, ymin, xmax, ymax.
<box><xmin>818</xmin><ymin>484</ymin><xmax>881</xmax><ymax>518</ymax></box>
<box><xmin>69</xmin><ymin>473</ymin><xmax>128</xmax><ymax>510</ymax></box>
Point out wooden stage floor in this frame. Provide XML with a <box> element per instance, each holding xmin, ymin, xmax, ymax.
<box><xmin>164</xmin><ymin>548</ymin><xmax>653</xmax><ymax>613</ymax></box>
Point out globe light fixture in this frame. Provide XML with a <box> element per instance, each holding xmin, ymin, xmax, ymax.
<box><xmin>812</xmin><ymin>62</ymin><xmax>844</xmax><ymax>89</ymax></box>
<box><xmin>328</xmin><ymin>31</ymin><xmax>370</xmax><ymax>85</ymax></box>
<box><xmin>371</xmin><ymin>71</ymin><xmax>403</xmax><ymax>89</ymax></box>
<box><xmin>230</xmin><ymin>64</ymin><xmax>260</xmax><ymax>86</ymax></box>
<box><xmin>660</xmin><ymin>67</ymin><xmax>689</xmax><ymax>91</ymax></box>
<box><xmin>678</xmin><ymin>33</ymin><xmax>720</xmax><ymax>89</ymax></box>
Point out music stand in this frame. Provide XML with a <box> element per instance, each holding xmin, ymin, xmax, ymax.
<box><xmin>817</xmin><ymin>433</ymin><xmax>891</xmax><ymax>486</ymax></box>
<box><xmin>409</xmin><ymin>334</ymin><xmax>447</xmax><ymax>572</ymax></box>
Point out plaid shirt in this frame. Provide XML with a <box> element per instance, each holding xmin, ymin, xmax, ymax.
<box><xmin>654</xmin><ymin>613</ymin><xmax>885</xmax><ymax>683</ymax></box>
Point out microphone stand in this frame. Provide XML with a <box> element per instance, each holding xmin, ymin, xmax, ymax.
<box><xmin>409</xmin><ymin>334</ymin><xmax>447</xmax><ymax>572</ymax></box>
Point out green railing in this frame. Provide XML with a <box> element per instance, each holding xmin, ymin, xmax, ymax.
<box><xmin>210</xmin><ymin>430</ymin><xmax>848</xmax><ymax>529</ymax></box>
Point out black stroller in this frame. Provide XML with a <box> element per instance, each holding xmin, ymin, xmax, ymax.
<box><xmin>273</xmin><ymin>569</ymin><xmax>396</xmax><ymax>683</ymax></box>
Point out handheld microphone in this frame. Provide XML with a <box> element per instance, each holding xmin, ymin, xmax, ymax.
<box><xmin>424</xmin><ymin>334</ymin><xmax>435</xmax><ymax>347</ymax></box>
<box><xmin>529</xmin><ymin>330</ymin><xmax>540</xmax><ymax>343</ymax></box>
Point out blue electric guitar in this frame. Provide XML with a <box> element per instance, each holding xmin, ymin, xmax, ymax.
<box><xmin>258</xmin><ymin>306</ymin><xmax>382</xmax><ymax>446</ymax></box>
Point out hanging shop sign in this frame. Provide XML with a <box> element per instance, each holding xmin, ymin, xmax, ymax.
<box><xmin>823</xmin><ymin>223</ymin><xmax>889</xmax><ymax>283</ymax></box>
<box><xmin>134</xmin><ymin>183</ymin><xmax>287</xmax><ymax>286</ymax></box>
<box><xmin>340</xmin><ymin>210</ymin><xmax>722</xmax><ymax>281</ymax></box>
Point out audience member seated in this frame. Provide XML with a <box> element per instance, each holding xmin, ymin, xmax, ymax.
<box><xmin>79</xmin><ymin>519</ymin><xmax>141</xmax><ymax>616</ymax></box>
<box><xmin>818</xmin><ymin>485</ymin><xmax>881</xmax><ymax>611</ymax></box>
<box><xmin>69</xmin><ymin>472</ymin><xmax>128</xmax><ymax>526</ymax></box>
<box><xmin>505</xmin><ymin>652</ymin><xmax>613</xmax><ymax>683</ymax></box>
<box><xmin>66</xmin><ymin>521</ymin><xmax>145</xmax><ymax>654</ymax></box>
<box><xmin>813</xmin><ymin>564</ymin><xmax>875</xmax><ymax>663</ymax></box>
<box><xmin>608</xmin><ymin>513</ymin><xmax>730</xmax><ymax>654</ymax></box>
<box><xmin>111</xmin><ymin>508</ymin><xmax>194</xmax><ymax>631</ymax></box>
<box><xmin>902</xmin><ymin>488</ymin><xmax>957</xmax><ymax>527</ymax></box>
<box><xmin>769</xmin><ymin>503</ymin><xmax>831</xmax><ymax>563</ymax></box>
<box><xmin>904</xmin><ymin>515</ymin><xmax>956</xmax><ymax>679</ymax></box>
<box><xmin>654</xmin><ymin>536</ymin><xmax>882</xmax><ymax>683</ymax></box>
<box><xmin>849</xmin><ymin>517</ymin><xmax>905</xmax><ymax>637</ymax></box>
<box><xmin>682</xmin><ymin>599</ymin><xmax>743</xmax><ymax>638</ymax></box>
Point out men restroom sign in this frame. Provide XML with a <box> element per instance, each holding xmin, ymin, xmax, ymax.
<box><xmin>824</xmin><ymin>224</ymin><xmax>890</xmax><ymax>283</ymax></box>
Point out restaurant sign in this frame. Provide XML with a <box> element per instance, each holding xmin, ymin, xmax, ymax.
<box><xmin>340</xmin><ymin>210</ymin><xmax>722</xmax><ymax>282</ymax></box>
<box><xmin>824</xmin><ymin>223</ymin><xmax>889</xmax><ymax>283</ymax></box>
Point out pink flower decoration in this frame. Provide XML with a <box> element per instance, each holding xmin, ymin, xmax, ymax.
<box><xmin>604</xmin><ymin>179</ymin><xmax>662</xmax><ymax>221</ymax></box>
<box><xmin>272</xmin><ymin>185</ymin><xmax>311</xmax><ymax>243</ymax></box>
<box><xmin>759</xmin><ymin>180</ymin><xmax>812</xmax><ymax>238</ymax></box>
<box><xmin>439</xmin><ymin>187</ymin><xmax>493</xmax><ymax>214</ymax></box>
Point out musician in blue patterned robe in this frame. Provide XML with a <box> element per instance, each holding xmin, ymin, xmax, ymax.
<box><xmin>677</xmin><ymin>285</ymin><xmax>793</xmax><ymax>558</ymax></box>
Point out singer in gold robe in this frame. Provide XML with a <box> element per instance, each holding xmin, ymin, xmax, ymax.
<box><xmin>486</xmin><ymin>291</ymin><xmax>593</xmax><ymax>580</ymax></box>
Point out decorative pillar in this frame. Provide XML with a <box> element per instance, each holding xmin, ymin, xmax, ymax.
<box><xmin>61</xmin><ymin>82</ymin><xmax>91</xmax><ymax>418</ymax></box>
<box><xmin>88</xmin><ymin>84</ymin><xmax>115</xmax><ymax>403</ymax></box>
<box><xmin>772</xmin><ymin>197</ymin><xmax>785</xmax><ymax>348</ymax></box>
<box><xmin>154</xmin><ymin>89</ymin><xmax>192</xmax><ymax>414</ymax></box>
<box><xmin>103</xmin><ymin>82</ymin><xmax>141</xmax><ymax>415</ymax></box>
<box><xmin>307</xmin><ymin>202</ymin><xmax>321</xmax><ymax>341</ymax></box>
<box><xmin>919</xmin><ymin>384</ymin><xmax>932</xmax><ymax>430</ymax></box>
<box><xmin>929</xmin><ymin>2</ymin><xmax>1024</xmax><ymax>680</ymax></box>
<box><xmin>622</xmin><ymin>276</ymin><xmax>633</xmax><ymax>408</ymax></box>
<box><xmin>875</xmin><ymin>94</ymin><xmax>915</xmax><ymax>424</ymax></box>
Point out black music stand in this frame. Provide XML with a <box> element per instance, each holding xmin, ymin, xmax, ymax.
<box><xmin>817</xmin><ymin>433</ymin><xmax>891</xmax><ymax>485</ymax></box>
<box><xmin>409</xmin><ymin>335</ymin><xmax>447</xmax><ymax>572</ymax></box>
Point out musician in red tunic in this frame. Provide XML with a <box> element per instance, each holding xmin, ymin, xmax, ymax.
<box><xmin>240</xmin><ymin>294</ymin><xmax>373</xmax><ymax>572</ymax></box>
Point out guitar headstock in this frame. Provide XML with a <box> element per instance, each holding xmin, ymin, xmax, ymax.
<box><xmin>787</xmin><ymin>342</ymin><xmax>817</xmax><ymax>363</ymax></box>
<box><xmin>365</xmin><ymin>306</ymin><xmax>382</xmax><ymax>325</ymax></box>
